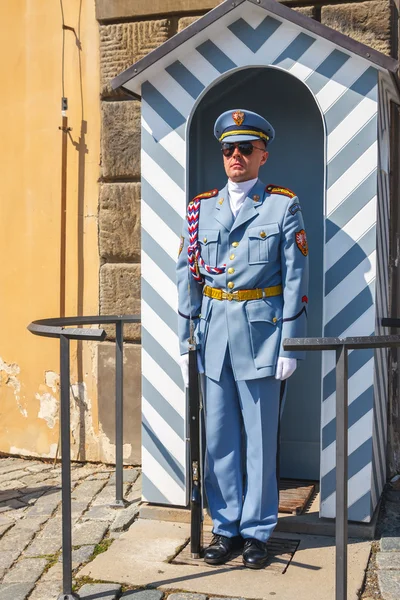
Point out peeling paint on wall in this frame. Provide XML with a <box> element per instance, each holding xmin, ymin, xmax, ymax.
<box><xmin>9</xmin><ymin>443</ymin><xmax>58</xmax><ymax>459</ymax></box>
<box><xmin>98</xmin><ymin>425</ymin><xmax>132</xmax><ymax>463</ymax></box>
<box><xmin>36</xmin><ymin>371</ymin><xmax>59</xmax><ymax>429</ymax></box>
<box><xmin>0</xmin><ymin>356</ymin><xmax>27</xmax><ymax>417</ymax></box>
<box><xmin>36</xmin><ymin>393</ymin><xmax>58</xmax><ymax>429</ymax></box>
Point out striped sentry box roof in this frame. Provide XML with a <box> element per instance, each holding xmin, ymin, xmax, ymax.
<box><xmin>112</xmin><ymin>0</ymin><xmax>399</xmax><ymax>521</ymax></box>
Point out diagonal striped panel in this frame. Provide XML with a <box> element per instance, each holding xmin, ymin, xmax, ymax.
<box><xmin>138</xmin><ymin>1</ymin><xmax>386</xmax><ymax>521</ymax></box>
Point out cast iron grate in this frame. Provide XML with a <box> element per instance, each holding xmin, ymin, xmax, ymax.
<box><xmin>171</xmin><ymin>531</ymin><xmax>299</xmax><ymax>573</ymax></box>
<box><xmin>278</xmin><ymin>479</ymin><xmax>316</xmax><ymax>515</ymax></box>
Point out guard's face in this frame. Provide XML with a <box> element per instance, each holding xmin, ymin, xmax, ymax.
<box><xmin>222</xmin><ymin>140</ymin><xmax>268</xmax><ymax>183</ymax></box>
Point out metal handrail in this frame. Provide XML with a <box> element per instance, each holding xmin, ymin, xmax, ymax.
<box><xmin>283</xmin><ymin>332</ymin><xmax>400</xmax><ymax>600</ymax></box>
<box><xmin>28</xmin><ymin>314</ymin><xmax>140</xmax><ymax>600</ymax></box>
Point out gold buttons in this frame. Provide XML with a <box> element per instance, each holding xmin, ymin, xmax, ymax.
<box><xmin>203</xmin><ymin>237</ymin><xmax>207</xmax><ymax>243</ymax></box>
<box><xmin>232</xmin><ymin>241</ymin><xmax>239</xmax><ymax>248</ymax></box>
<box><xmin>230</xmin><ymin>254</ymin><xmax>235</xmax><ymax>260</ymax></box>
<box><xmin>260</xmin><ymin>231</ymin><xmax>267</xmax><ymax>238</ymax></box>
<box><xmin>228</xmin><ymin>267</ymin><xmax>235</xmax><ymax>274</ymax></box>
<box><xmin>273</xmin><ymin>317</ymin><xmax>277</xmax><ymax>324</ymax></box>
<box><xmin>218</xmin><ymin>198</ymin><xmax>224</xmax><ymax>205</ymax></box>
<box><xmin>227</xmin><ymin>282</ymin><xmax>234</xmax><ymax>289</ymax></box>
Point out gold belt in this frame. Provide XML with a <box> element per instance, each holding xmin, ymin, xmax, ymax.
<box><xmin>203</xmin><ymin>284</ymin><xmax>283</xmax><ymax>302</ymax></box>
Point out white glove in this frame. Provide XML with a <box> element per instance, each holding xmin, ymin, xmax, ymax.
<box><xmin>178</xmin><ymin>352</ymin><xmax>204</xmax><ymax>388</ymax></box>
<box><xmin>275</xmin><ymin>357</ymin><xmax>297</xmax><ymax>381</ymax></box>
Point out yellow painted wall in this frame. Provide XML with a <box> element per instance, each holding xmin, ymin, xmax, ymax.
<box><xmin>0</xmin><ymin>0</ymin><xmax>102</xmax><ymax>459</ymax></box>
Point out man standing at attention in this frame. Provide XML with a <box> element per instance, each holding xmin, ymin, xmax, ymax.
<box><xmin>176</xmin><ymin>109</ymin><xmax>309</xmax><ymax>569</ymax></box>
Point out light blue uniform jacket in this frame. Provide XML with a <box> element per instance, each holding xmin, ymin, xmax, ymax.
<box><xmin>176</xmin><ymin>179</ymin><xmax>309</xmax><ymax>382</ymax></box>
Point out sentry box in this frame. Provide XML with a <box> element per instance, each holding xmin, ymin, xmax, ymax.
<box><xmin>111</xmin><ymin>0</ymin><xmax>400</xmax><ymax>523</ymax></box>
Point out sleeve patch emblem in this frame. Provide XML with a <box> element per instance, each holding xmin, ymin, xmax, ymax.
<box><xmin>178</xmin><ymin>235</ymin><xmax>184</xmax><ymax>257</ymax></box>
<box><xmin>289</xmin><ymin>202</ymin><xmax>302</xmax><ymax>215</ymax></box>
<box><xmin>295</xmin><ymin>230</ymin><xmax>308</xmax><ymax>256</ymax></box>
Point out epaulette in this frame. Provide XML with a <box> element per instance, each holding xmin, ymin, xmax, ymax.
<box><xmin>192</xmin><ymin>188</ymin><xmax>218</xmax><ymax>201</ymax></box>
<box><xmin>265</xmin><ymin>184</ymin><xmax>296</xmax><ymax>199</ymax></box>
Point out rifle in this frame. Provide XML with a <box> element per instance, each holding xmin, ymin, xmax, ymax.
<box><xmin>188</xmin><ymin>343</ymin><xmax>203</xmax><ymax>558</ymax></box>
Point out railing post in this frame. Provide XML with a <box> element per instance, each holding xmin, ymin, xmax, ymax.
<box><xmin>113</xmin><ymin>319</ymin><xmax>125</xmax><ymax>507</ymax></box>
<box><xmin>335</xmin><ymin>344</ymin><xmax>348</xmax><ymax>600</ymax></box>
<box><xmin>58</xmin><ymin>334</ymin><xmax>78</xmax><ymax>600</ymax></box>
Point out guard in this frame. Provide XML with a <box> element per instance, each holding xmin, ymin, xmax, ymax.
<box><xmin>176</xmin><ymin>109</ymin><xmax>309</xmax><ymax>569</ymax></box>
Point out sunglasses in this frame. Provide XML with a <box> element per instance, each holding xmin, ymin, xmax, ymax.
<box><xmin>221</xmin><ymin>141</ymin><xmax>266</xmax><ymax>157</ymax></box>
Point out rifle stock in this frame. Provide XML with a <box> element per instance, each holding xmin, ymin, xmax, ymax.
<box><xmin>188</xmin><ymin>346</ymin><xmax>203</xmax><ymax>558</ymax></box>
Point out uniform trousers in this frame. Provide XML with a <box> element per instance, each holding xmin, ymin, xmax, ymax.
<box><xmin>204</xmin><ymin>348</ymin><xmax>281</xmax><ymax>543</ymax></box>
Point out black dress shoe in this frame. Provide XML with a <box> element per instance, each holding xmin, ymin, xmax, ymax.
<box><xmin>242</xmin><ymin>538</ymin><xmax>269</xmax><ymax>569</ymax></box>
<box><xmin>203</xmin><ymin>534</ymin><xmax>235</xmax><ymax>565</ymax></box>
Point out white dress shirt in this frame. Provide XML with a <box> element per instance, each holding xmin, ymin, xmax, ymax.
<box><xmin>227</xmin><ymin>177</ymin><xmax>258</xmax><ymax>218</ymax></box>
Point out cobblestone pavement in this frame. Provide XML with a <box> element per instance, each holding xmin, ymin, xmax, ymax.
<box><xmin>1</xmin><ymin>456</ymin><xmax>399</xmax><ymax>600</ymax></box>
<box><xmin>360</xmin><ymin>478</ymin><xmax>400</xmax><ymax>600</ymax></box>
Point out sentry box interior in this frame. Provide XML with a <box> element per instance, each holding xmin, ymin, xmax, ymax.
<box><xmin>112</xmin><ymin>0</ymin><xmax>400</xmax><ymax>523</ymax></box>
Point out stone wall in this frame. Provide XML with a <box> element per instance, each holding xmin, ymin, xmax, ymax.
<box><xmin>95</xmin><ymin>0</ymin><xmax>396</xmax><ymax>465</ymax></box>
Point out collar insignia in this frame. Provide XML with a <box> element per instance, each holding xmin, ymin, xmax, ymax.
<box><xmin>232</xmin><ymin>110</ymin><xmax>245</xmax><ymax>126</ymax></box>
<box><xmin>253</xmin><ymin>194</ymin><xmax>260</xmax><ymax>202</ymax></box>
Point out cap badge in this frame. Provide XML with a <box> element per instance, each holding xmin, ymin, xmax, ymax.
<box><xmin>232</xmin><ymin>110</ymin><xmax>245</xmax><ymax>126</ymax></box>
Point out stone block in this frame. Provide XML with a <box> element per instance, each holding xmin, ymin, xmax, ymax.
<box><xmin>293</xmin><ymin>7</ymin><xmax>315</xmax><ymax>19</ymax></box>
<box><xmin>0</xmin><ymin>528</ymin><xmax>35</xmax><ymax>552</ymax></box>
<box><xmin>100</xmin><ymin>21</ymin><xmax>171</xmax><ymax>97</ymax></box>
<box><xmin>91</xmin><ymin>483</ymin><xmax>117</xmax><ymax>506</ymax></box>
<box><xmin>377</xmin><ymin>552</ymin><xmax>400</xmax><ymax>570</ymax></box>
<box><xmin>378</xmin><ymin>570</ymin><xmax>400</xmax><ymax>600</ymax></box>
<box><xmin>0</xmin><ymin>498</ymin><xmax>26</xmax><ymax>512</ymax></box>
<box><xmin>321</xmin><ymin>1</ymin><xmax>391</xmax><ymax>56</ymax></box>
<box><xmin>110</xmin><ymin>504</ymin><xmax>139</xmax><ymax>532</ymax></box>
<box><xmin>15</xmin><ymin>515</ymin><xmax>48</xmax><ymax>531</ymax></box>
<box><xmin>0</xmin><ymin>469</ymin><xmax>28</xmax><ymax>483</ymax></box>
<box><xmin>78</xmin><ymin>583</ymin><xmax>121</xmax><ymax>599</ymax></box>
<box><xmin>178</xmin><ymin>16</ymin><xmax>201</xmax><ymax>32</ymax></box>
<box><xmin>28</xmin><ymin>581</ymin><xmax>61</xmax><ymax>600</ymax></box>
<box><xmin>168</xmin><ymin>595</ymin><xmax>206</xmax><ymax>600</ymax></box>
<box><xmin>81</xmin><ymin>505</ymin><xmax>117</xmax><ymax>521</ymax></box>
<box><xmin>121</xmin><ymin>591</ymin><xmax>163</xmax><ymax>600</ymax></box>
<box><xmin>125</xmin><ymin>475</ymin><xmax>142</xmax><ymax>504</ymax></box>
<box><xmin>86</xmin><ymin>472</ymin><xmax>110</xmax><ymax>480</ymax></box>
<box><xmin>99</xmin><ymin>183</ymin><xmax>141</xmax><ymax>262</ymax></box>
<box><xmin>0</xmin><ymin>490</ymin><xmax>21</xmax><ymax>503</ymax></box>
<box><xmin>96</xmin><ymin>0</ymin><xmax>221</xmax><ymax>21</ymax></box>
<box><xmin>58</xmin><ymin>544</ymin><xmax>96</xmax><ymax>568</ymax></box>
<box><xmin>72</xmin><ymin>479</ymin><xmax>106</xmax><ymax>500</ymax></box>
<box><xmin>3</xmin><ymin>557</ymin><xmax>48</xmax><ymax>583</ymax></box>
<box><xmin>381</xmin><ymin>536</ymin><xmax>400</xmax><ymax>551</ymax></box>
<box><xmin>25</xmin><ymin>463</ymin><xmax>53</xmax><ymax>473</ymax></box>
<box><xmin>0</xmin><ymin>549</ymin><xmax>20</xmax><ymax>571</ymax></box>
<box><xmin>109</xmin><ymin>468</ymin><xmax>139</xmax><ymax>484</ymax></box>
<box><xmin>101</xmin><ymin>101</ymin><xmax>141</xmax><ymax>180</ymax></box>
<box><xmin>0</xmin><ymin>583</ymin><xmax>35</xmax><ymax>600</ymax></box>
<box><xmin>0</xmin><ymin>523</ymin><xmax>13</xmax><ymax>538</ymax></box>
<box><xmin>72</xmin><ymin>521</ymin><xmax>108</xmax><ymax>546</ymax></box>
<box><xmin>98</xmin><ymin>344</ymin><xmax>142</xmax><ymax>465</ymax></box>
<box><xmin>99</xmin><ymin>264</ymin><xmax>141</xmax><ymax>341</ymax></box>
<box><xmin>0</xmin><ymin>463</ymin><xmax>28</xmax><ymax>476</ymax></box>
<box><xmin>38</xmin><ymin>515</ymin><xmax>63</xmax><ymax>538</ymax></box>
<box><xmin>24</xmin><ymin>536</ymin><xmax>61</xmax><ymax>557</ymax></box>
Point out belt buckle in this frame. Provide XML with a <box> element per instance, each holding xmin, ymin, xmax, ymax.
<box><xmin>226</xmin><ymin>291</ymin><xmax>240</xmax><ymax>301</ymax></box>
